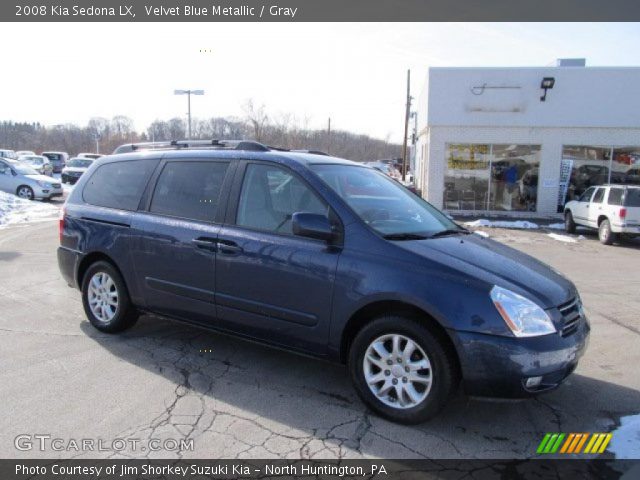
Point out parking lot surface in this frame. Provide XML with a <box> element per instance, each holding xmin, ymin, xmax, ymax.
<box><xmin>1</xmin><ymin>213</ymin><xmax>639</xmax><ymax>459</ymax></box>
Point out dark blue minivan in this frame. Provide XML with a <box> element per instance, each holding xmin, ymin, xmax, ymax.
<box><xmin>58</xmin><ymin>141</ymin><xmax>589</xmax><ymax>423</ymax></box>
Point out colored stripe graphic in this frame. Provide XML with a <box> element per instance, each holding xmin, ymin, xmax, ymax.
<box><xmin>539</xmin><ymin>433</ymin><xmax>612</xmax><ymax>454</ymax></box>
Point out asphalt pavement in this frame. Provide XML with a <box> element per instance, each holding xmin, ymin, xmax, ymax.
<box><xmin>1</xmin><ymin>213</ymin><xmax>639</xmax><ymax>459</ymax></box>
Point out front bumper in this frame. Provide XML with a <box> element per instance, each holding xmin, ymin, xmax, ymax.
<box><xmin>34</xmin><ymin>185</ymin><xmax>63</xmax><ymax>199</ymax></box>
<box><xmin>450</xmin><ymin>317</ymin><xmax>590</xmax><ymax>398</ymax></box>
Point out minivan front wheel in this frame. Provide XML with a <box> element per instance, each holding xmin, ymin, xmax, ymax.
<box><xmin>349</xmin><ymin>316</ymin><xmax>457</xmax><ymax>424</ymax></box>
<box><xmin>81</xmin><ymin>261</ymin><xmax>138</xmax><ymax>333</ymax></box>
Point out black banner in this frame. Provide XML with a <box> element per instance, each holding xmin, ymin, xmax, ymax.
<box><xmin>3</xmin><ymin>459</ymin><xmax>640</xmax><ymax>480</ymax></box>
<box><xmin>5</xmin><ymin>0</ymin><xmax>640</xmax><ymax>22</ymax></box>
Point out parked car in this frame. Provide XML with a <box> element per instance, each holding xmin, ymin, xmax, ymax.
<box><xmin>0</xmin><ymin>149</ymin><xmax>18</xmax><ymax>160</ymax></box>
<box><xmin>624</xmin><ymin>167</ymin><xmax>640</xmax><ymax>185</ymax></box>
<box><xmin>0</xmin><ymin>158</ymin><xmax>63</xmax><ymax>200</ymax></box>
<box><xmin>61</xmin><ymin>157</ymin><xmax>94</xmax><ymax>184</ymax></box>
<box><xmin>77</xmin><ymin>153</ymin><xmax>103</xmax><ymax>160</ymax></box>
<box><xmin>15</xmin><ymin>150</ymin><xmax>36</xmax><ymax>157</ymax></box>
<box><xmin>42</xmin><ymin>151</ymin><xmax>70</xmax><ymax>173</ymax></box>
<box><xmin>58</xmin><ymin>140</ymin><xmax>589</xmax><ymax>424</ymax></box>
<box><xmin>19</xmin><ymin>155</ymin><xmax>53</xmax><ymax>176</ymax></box>
<box><xmin>564</xmin><ymin>184</ymin><xmax>640</xmax><ymax>245</ymax></box>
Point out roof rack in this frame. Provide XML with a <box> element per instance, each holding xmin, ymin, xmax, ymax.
<box><xmin>112</xmin><ymin>140</ymin><xmax>330</xmax><ymax>157</ymax></box>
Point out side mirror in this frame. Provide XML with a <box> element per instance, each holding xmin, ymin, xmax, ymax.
<box><xmin>292</xmin><ymin>212</ymin><xmax>335</xmax><ymax>242</ymax></box>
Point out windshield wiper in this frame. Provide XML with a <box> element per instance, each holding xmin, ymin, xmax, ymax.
<box><xmin>428</xmin><ymin>228</ymin><xmax>470</xmax><ymax>239</ymax></box>
<box><xmin>383</xmin><ymin>233</ymin><xmax>429</xmax><ymax>241</ymax></box>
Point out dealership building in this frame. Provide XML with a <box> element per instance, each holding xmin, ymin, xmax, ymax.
<box><xmin>414</xmin><ymin>60</ymin><xmax>640</xmax><ymax>216</ymax></box>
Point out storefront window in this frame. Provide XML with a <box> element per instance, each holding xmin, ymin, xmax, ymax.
<box><xmin>444</xmin><ymin>144</ymin><xmax>540</xmax><ymax>212</ymax></box>
<box><xmin>558</xmin><ymin>146</ymin><xmax>640</xmax><ymax>210</ymax></box>
<box><xmin>444</xmin><ymin>144</ymin><xmax>490</xmax><ymax>211</ymax></box>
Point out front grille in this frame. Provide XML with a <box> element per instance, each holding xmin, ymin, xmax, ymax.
<box><xmin>558</xmin><ymin>297</ymin><xmax>582</xmax><ymax>337</ymax></box>
<box><xmin>52</xmin><ymin>183</ymin><xmax>61</xmax><ymax>188</ymax></box>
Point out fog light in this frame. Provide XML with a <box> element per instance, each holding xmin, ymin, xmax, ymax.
<box><xmin>525</xmin><ymin>376</ymin><xmax>543</xmax><ymax>388</ymax></box>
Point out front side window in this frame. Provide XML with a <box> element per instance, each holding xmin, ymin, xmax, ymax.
<box><xmin>578</xmin><ymin>187</ymin><xmax>595</xmax><ymax>203</ymax></box>
<box><xmin>83</xmin><ymin>159</ymin><xmax>157</xmax><ymax>211</ymax></box>
<box><xmin>312</xmin><ymin>164</ymin><xmax>459</xmax><ymax>238</ymax></box>
<box><xmin>236</xmin><ymin>163</ymin><xmax>327</xmax><ymax>234</ymax></box>
<box><xmin>150</xmin><ymin>161</ymin><xmax>229</xmax><ymax>222</ymax></box>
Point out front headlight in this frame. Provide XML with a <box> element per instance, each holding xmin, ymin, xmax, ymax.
<box><xmin>36</xmin><ymin>180</ymin><xmax>52</xmax><ymax>188</ymax></box>
<box><xmin>490</xmin><ymin>285</ymin><xmax>556</xmax><ymax>337</ymax></box>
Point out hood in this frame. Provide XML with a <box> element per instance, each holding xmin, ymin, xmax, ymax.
<box><xmin>25</xmin><ymin>174</ymin><xmax>59</xmax><ymax>184</ymax></box>
<box><xmin>396</xmin><ymin>233</ymin><xmax>575</xmax><ymax>308</ymax></box>
<box><xmin>62</xmin><ymin>167</ymin><xmax>87</xmax><ymax>173</ymax></box>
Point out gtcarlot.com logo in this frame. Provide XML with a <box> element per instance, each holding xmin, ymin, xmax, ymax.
<box><xmin>15</xmin><ymin>434</ymin><xmax>194</xmax><ymax>453</ymax></box>
<box><xmin>537</xmin><ymin>432</ymin><xmax>612</xmax><ymax>455</ymax></box>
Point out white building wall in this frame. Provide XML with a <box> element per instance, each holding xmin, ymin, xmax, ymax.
<box><xmin>416</xmin><ymin>65</ymin><xmax>640</xmax><ymax>216</ymax></box>
<box><xmin>425</xmin><ymin>126</ymin><xmax>640</xmax><ymax>215</ymax></box>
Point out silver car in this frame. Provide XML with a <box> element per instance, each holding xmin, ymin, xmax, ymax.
<box><xmin>0</xmin><ymin>158</ymin><xmax>63</xmax><ymax>200</ymax></box>
<box><xmin>19</xmin><ymin>155</ymin><xmax>54</xmax><ymax>177</ymax></box>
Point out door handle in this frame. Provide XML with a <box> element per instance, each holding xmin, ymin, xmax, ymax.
<box><xmin>217</xmin><ymin>240</ymin><xmax>243</xmax><ymax>255</ymax></box>
<box><xmin>192</xmin><ymin>237</ymin><xmax>217</xmax><ymax>251</ymax></box>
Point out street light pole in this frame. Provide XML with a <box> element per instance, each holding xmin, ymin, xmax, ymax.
<box><xmin>174</xmin><ymin>89</ymin><xmax>205</xmax><ymax>139</ymax></box>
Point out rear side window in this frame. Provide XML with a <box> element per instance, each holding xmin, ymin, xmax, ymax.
<box><xmin>83</xmin><ymin>159</ymin><xmax>157</xmax><ymax>211</ymax></box>
<box><xmin>625</xmin><ymin>189</ymin><xmax>640</xmax><ymax>207</ymax></box>
<box><xmin>592</xmin><ymin>188</ymin><xmax>605</xmax><ymax>204</ymax></box>
<box><xmin>607</xmin><ymin>188</ymin><xmax>624</xmax><ymax>206</ymax></box>
<box><xmin>150</xmin><ymin>161</ymin><xmax>229</xmax><ymax>222</ymax></box>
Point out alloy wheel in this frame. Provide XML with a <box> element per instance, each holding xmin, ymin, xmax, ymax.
<box><xmin>87</xmin><ymin>272</ymin><xmax>119</xmax><ymax>323</ymax></box>
<box><xmin>363</xmin><ymin>333</ymin><xmax>433</xmax><ymax>409</ymax></box>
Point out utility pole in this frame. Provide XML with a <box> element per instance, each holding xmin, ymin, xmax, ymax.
<box><xmin>402</xmin><ymin>69</ymin><xmax>411</xmax><ymax>182</ymax></box>
<box><xmin>327</xmin><ymin>117</ymin><xmax>331</xmax><ymax>155</ymax></box>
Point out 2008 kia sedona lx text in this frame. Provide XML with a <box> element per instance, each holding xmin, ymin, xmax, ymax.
<box><xmin>57</xmin><ymin>140</ymin><xmax>589</xmax><ymax>423</ymax></box>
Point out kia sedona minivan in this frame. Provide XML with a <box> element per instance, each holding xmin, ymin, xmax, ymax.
<box><xmin>58</xmin><ymin>140</ymin><xmax>589</xmax><ymax>423</ymax></box>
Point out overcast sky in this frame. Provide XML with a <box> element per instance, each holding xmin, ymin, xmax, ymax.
<box><xmin>2</xmin><ymin>22</ymin><xmax>639</xmax><ymax>142</ymax></box>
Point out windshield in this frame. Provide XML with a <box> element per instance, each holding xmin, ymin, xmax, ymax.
<box><xmin>311</xmin><ymin>164</ymin><xmax>460</xmax><ymax>238</ymax></box>
<box><xmin>67</xmin><ymin>159</ymin><xmax>93</xmax><ymax>168</ymax></box>
<box><xmin>12</xmin><ymin>163</ymin><xmax>39</xmax><ymax>175</ymax></box>
<box><xmin>22</xmin><ymin>156</ymin><xmax>43</xmax><ymax>165</ymax></box>
<box><xmin>43</xmin><ymin>153</ymin><xmax>62</xmax><ymax>161</ymax></box>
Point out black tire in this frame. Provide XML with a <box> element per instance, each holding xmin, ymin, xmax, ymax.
<box><xmin>564</xmin><ymin>210</ymin><xmax>576</xmax><ymax>234</ymax></box>
<box><xmin>348</xmin><ymin>315</ymin><xmax>458</xmax><ymax>424</ymax></box>
<box><xmin>16</xmin><ymin>185</ymin><xmax>34</xmax><ymax>200</ymax></box>
<box><xmin>81</xmin><ymin>260</ymin><xmax>138</xmax><ymax>333</ymax></box>
<box><xmin>598</xmin><ymin>219</ymin><xmax>616</xmax><ymax>245</ymax></box>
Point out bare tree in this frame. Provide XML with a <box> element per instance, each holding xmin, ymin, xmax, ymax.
<box><xmin>243</xmin><ymin>99</ymin><xmax>269</xmax><ymax>142</ymax></box>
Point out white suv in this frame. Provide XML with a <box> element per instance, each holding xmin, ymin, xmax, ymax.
<box><xmin>564</xmin><ymin>184</ymin><xmax>640</xmax><ymax>245</ymax></box>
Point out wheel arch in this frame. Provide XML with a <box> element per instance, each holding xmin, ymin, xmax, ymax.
<box><xmin>339</xmin><ymin>300</ymin><xmax>461</xmax><ymax>378</ymax></box>
<box><xmin>77</xmin><ymin>251</ymin><xmax>125</xmax><ymax>290</ymax></box>
<box><xmin>597</xmin><ymin>215</ymin><xmax>609</xmax><ymax>226</ymax></box>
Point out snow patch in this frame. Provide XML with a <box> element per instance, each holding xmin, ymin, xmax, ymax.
<box><xmin>547</xmin><ymin>223</ymin><xmax>565</xmax><ymax>230</ymax></box>
<box><xmin>608</xmin><ymin>414</ymin><xmax>640</xmax><ymax>459</ymax></box>
<box><xmin>547</xmin><ymin>233</ymin><xmax>578</xmax><ymax>243</ymax></box>
<box><xmin>474</xmin><ymin>230</ymin><xmax>490</xmax><ymax>238</ymax></box>
<box><xmin>464</xmin><ymin>219</ymin><xmax>539</xmax><ymax>230</ymax></box>
<box><xmin>0</xmin><ymin>191</ymin><xmax>59</xmax><ymax>229</ymax></box>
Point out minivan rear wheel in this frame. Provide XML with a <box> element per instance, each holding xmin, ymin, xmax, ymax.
<box><xmin>348</xmin><ymin>315</ymin><xmax>457</xmax><ymax>424</ymax></box>
<box><xmin>81</xmin><ymin>261</ymin><xmax>138</xmax><ymax>333</ymax></box>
